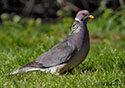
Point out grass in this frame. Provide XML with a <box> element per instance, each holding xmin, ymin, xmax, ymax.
<box><xmin>0</xmin><ymin>9</ymin><xmax>125</xmax><ymax>88</ymax></box>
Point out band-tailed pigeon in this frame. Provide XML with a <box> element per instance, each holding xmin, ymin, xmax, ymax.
<box><xmin>11</xmin><ymin>10</ymin><xmax>94</xmax><ymax>75</ymax></box>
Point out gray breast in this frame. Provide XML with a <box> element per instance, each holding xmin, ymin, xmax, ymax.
<box><xmin>59</xmin><ymin>20</ymin><xmax>90</xmax><ymax>72</ymax></box>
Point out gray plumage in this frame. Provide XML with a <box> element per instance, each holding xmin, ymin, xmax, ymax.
<box><xmin>10</xmin><ymin>10</ymin><xmax>94</xmax><ymax>75</ymax></box>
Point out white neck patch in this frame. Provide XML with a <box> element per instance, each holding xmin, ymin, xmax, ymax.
<box><xmin>75</xmin><ymin>18</ymin><xmax>80</xmax><ymax>22</ymax></box>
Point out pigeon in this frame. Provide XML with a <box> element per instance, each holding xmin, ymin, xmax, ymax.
<box><xmin>11</xmin><ymin>10</ymin><xmax>94</xmax><ymax>75</ymax></box>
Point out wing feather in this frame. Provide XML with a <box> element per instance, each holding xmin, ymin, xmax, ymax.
<box><xmin>23</xmin><ymin>39</ymin><xmax>76</xmax><ymax>68</ymax></box>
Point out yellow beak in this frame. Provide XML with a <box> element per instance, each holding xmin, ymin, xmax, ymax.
<box><xmin>89</xmin><ymin>15</ymin><xmax>94</xmax><ymax>19</ymax></box>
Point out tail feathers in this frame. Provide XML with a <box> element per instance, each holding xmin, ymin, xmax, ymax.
<box><xmin>10</xmin><ymin>67</ymin><xmax>46</xmax><ymax>75</ymax></box>
<box><xmin>10</xmin><ymin>66</ymin><xmax>58</xmax><ymax>75</ymax></box>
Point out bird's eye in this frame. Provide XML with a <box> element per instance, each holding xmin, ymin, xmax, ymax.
<box><xmin>82</xmin><ymin>13</ymin><xmax>85</xmax><ymax>16</ymax></box>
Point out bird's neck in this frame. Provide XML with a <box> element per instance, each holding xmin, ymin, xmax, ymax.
<box><xmin>69</xmin><ymin>21</ymin><xmax>81</xmax><ymax>35</ymax></box>
<box><xmin>69</xmin><ymin>20</ymin><xmax>86</xmax><ymax>35</ymax></box>
<box><xmin>67</xmin><ymin>20</ymin><xmax>88</xmax><ymax>50</ymax></box>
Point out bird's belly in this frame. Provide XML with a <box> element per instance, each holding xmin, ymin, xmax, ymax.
<box><xmin>69</xmin><ymin>45</ymin><xmax>89</xmax><ymax>69</ymax></box>
<box><xmin>59</xmin><ymin>41</ymin><xmax>90</xmax><ymax>74</ymax></box>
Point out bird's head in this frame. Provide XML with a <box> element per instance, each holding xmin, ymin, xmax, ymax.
<box><xmin>75</xmin><ymin>10</ymin><xmax>94</xmax><ymax>22</ymax></box>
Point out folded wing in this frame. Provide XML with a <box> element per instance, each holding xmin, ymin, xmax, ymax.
<box><xmin>23</xmin><ymin>39</ymin><xmax>77</xmax><ymax>68</ymax></box>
